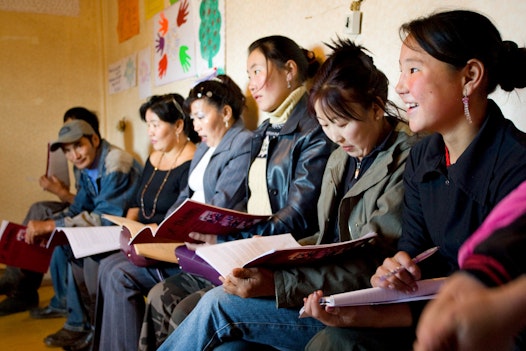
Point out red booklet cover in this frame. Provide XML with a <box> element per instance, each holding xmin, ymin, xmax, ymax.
<box><xmin>0</xmin><ymin>220</ymin><xmax>53</xmax><ymax>273</ymax></box>
<box><xmin>104</xmin><ymin>199</ymin><xmax>270</xmax><ymax>245</ymax></box>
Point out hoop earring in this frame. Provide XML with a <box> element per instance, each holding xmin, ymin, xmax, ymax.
<box><xmin>462</xmin><ymin>94</ymin><xmax>473</xmax><ymax>124</ymax></box>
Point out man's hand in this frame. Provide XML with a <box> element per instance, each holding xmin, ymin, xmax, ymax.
<box><xmin>221</xmin><ymin>267</ymin><xmax>275</xmax><ymax>298</ymax></box>
<box><xmin>39</xmin><ymin>175</ymin><xmax>74</xmax><ymax>203</ymax></box>
<box><xmin>25</xmin><ymin>220</ymin><xmax>55</xmax><ymax>245</ymax></box>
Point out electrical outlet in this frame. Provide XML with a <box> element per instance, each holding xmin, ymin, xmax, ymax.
<box><xmin>344</xmin><ymin>11</ymin><xmax>362</xmax><ymax>35</ymax></box>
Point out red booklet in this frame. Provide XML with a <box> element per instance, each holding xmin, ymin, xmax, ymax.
<box><xmin>103</xmin><ymin>199</ymin><xmax>270</xmax><ymax>245</ymax></box>
<box><xmin>195</xmin><ymin>232</ymin><xmax>378</xmax><ymax>278</ymax></box>
<box><xmin>0</xmin><ymin>220</ymin><xmax>53</xmax><ymax>273</ymax></box>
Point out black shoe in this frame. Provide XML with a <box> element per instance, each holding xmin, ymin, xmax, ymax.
<box><xmin>44</xmin><ymin>328</ymin><xmax>91</xmax><ymax>348</ymax></box>
<box><xmin>0</xmin><ymin>279</ymin><xmax>15</xmax><ymax>295</ymax></box>
<box><xmin>62</xmin><ymin>330</ymin><xmax>93</xmax><ymax>351</ymax></box>
<box><xmin>30</xmin><ymin>305</ymin><xmax>67</xmax><ymax>319</ymax></box>
<box><xmin>0</xmin><ymin>295</ymin><xmax>38</xmax><ymax>316</ymax></box>
<box><xmin>0</xmin><ymin>266</ymin><xmax>23</xmax><ymax>295</ymax></box>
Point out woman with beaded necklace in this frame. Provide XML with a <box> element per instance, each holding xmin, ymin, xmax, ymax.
<box><xmin>130</xmin><ymin>93</ymin><xmax>198</xmax><ymax>224</ymax></box>
<box><xmin>89</xmin><ymin>75</ymin><xmax>254</xmax><ymax>351</ymax></box>
<box><xmin>65</xmin><ymin>93</ymin><xmax>200</xmax><ymax>351</ymax></box>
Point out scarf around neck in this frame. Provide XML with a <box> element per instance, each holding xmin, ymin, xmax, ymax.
<box><xmin>265</xmin><ymin>86</ymin><xmax>307</xmax><ymax>126</ymax></box>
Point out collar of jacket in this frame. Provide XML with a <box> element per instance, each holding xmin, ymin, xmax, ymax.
<box><xmin>195</xmin><ymin>118</ymin><xmax>246</xmax><ymax>162</ymax></box>
<box><xmin>255</xmin><ymin>94</ymin><xmax>309</xmax><ymax>138</ymax></box>
<box><xmin>328</xmin><ymin>122</ymin><xmax>413</xmax><ymax>197</ymax></box>
<box><xmin>412</xmin><ymin>100</ymin><xmax>507</xmax><ymax>206</ymax></box>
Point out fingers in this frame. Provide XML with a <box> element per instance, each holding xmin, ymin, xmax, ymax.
<box><xmin>184</xmin><ymin>242</ymin><xmax>204</xmax><ymax>251</ymax></box>
<box><xmin>231</xmin><ymin>267</ymin><xmax>255</xmax><ymax>279</ymax></box>
<box><xmin>371</xmin><ymin>252</ymin><xmax>420</xmax><ymax>292</ymax></box>
<box><xmin>24</xmin><ymin>230</ymin><xmax>35</xmax><ymax>244</ymax></box>
<box><xmin>188</xmin><ymin>232</ymin><xmax>217</xmax><ymax>245</ymax></box>
<box><xmin>302</xmin><ymin>290</ymin><xmax>324</xmax><ymax>318</ymax></box>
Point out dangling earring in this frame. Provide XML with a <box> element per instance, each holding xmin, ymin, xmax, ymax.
<box><xmin>224</xmin><ymin>119</ymin><xmax>229</xmax><ymax>128</ymax></box>
<box><xmin>287</xmin><ymin>79</ymin><xmax>291</xmax><ymax>89</ymax></box>
<box><xmin>462</xmin><ymin>93</ymin><xmax>473</xmax><ymax>124</ymax></box>
<box><xmin>176</xmin><ymin>132</ymin><xmax>180</xmax><ymax>143</ymax></box>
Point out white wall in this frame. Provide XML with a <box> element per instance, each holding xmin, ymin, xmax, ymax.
<box><xmin>1</xmin><ymin>0</ymin><xmax>525</xmax><ymax>222</ymax></box>
<box><xmin>103</xmin><ymin>0</ymin><xmax>526</xmax><ymax>166</ymax></box>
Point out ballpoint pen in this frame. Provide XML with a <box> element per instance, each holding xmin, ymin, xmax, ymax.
<box><xmin>379</xmin><ymin>246</ymin><xmax>439</xmax><ymax>281</ymax></box>
<box><xmin>319</xmin><ymin>297</ymin><xmax>331</xmax><ymax>306</ymax></box>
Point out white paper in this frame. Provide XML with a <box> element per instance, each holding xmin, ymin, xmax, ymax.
<box><xmin>47</xmin><ymin>146</ymin><xmax>70</xmax><ymax>188</ymax></box>
<box><xmin>299</xmin><ymin>278</ymin><xmax>447</xmax><ymax>318</ymax></box>
<box><xmin>196</xmin><ymin>234</ymin><xmax>300</xmax><ymax>277</ymax></box>
<box><xmin>50</xmin><ymin>226</ymin><xmax>121</xmax><ymax>258</ymax></box>
<box><xmin>327</xmin><ymin>278</ymin><xmax>447</xmax><ymax>306</ymax></box>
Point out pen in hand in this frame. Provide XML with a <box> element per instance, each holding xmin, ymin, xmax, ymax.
<box><xmin>379</xmin><ymin>246</ymin><xmax>439</xmax><ymax>281</ymax></box>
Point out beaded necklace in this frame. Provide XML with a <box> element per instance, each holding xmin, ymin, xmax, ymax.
<box><xmin>140</xmin><ymin>140</ymin><xmax>188</xmax><ymax>219</ymax></box>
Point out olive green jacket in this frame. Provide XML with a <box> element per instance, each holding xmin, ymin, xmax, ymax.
<box><xmin>274</xmin><ymin>122</ymin><xmax>417</xmax><ymax>307</ymax></box>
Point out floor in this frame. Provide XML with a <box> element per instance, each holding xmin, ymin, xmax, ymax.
<box><xmin>0</xmin><ymin>280</ymin><xmax>65</xmax><ymax>350</ymax></box>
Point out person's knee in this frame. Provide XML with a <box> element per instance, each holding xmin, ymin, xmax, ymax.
<box><xmin>146</xmin><ymin>281</ymin><xmax>165</xmax><ymax>302</ymax></box>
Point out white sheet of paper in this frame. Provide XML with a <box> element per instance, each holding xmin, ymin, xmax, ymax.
<box><xmin>196</xmin><ymin>234</ymin><xmax>300</xmax><ymax>277</ymax></box>
<box><xmin>52</xmin><ymin>226</ymin><xmax>121</xmax><ymax>258</ymax></box>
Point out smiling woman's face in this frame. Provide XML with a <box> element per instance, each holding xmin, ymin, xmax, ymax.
<box><xmin>395</xmin><ymin>36</ymin><xmax>465</xmax><ymax>134</ymax></box>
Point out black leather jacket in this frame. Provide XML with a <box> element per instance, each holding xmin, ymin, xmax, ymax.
<box><xmin>245</xmin><ymin>95</ymin><xmax>334</xmax><ymax>240</ymax></box>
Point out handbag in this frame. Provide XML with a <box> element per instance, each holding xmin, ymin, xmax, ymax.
<box><xmin>174</xmin><ymin>245</ymin><xmax>222</xmax><ymax>286</ymax></box>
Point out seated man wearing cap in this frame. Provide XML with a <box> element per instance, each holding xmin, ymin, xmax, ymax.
<box><xmin>0</xmin><ymin>108</ymin><xmax>101</xmax><ymax>320</ymax></box>
<box><xmin>23</xmin><ymin>119</ymin><xmax>143</xmax><ymax>348</ymax></box>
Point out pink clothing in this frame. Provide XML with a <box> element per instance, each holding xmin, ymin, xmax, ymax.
<box><xmin>458</xmin><ymin>180</ymin><xmax>526</xmax><ymax>267</ymax></box>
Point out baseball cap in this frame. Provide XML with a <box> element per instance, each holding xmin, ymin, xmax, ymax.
<box><xmin>50</xmin><ymin>119</ymin><xmax>96</xmax><ymax>151</ymax></box>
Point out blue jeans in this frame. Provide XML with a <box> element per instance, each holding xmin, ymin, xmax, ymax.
<box><xmin>157</xmin><ymin>286</ymin><xmax>325</xmax><ymax>351</ymax></box>
<box><xmin>48</xmin><ymin>246</ymin><xmax>67</xmax><ymax>312</ymax></box>
<box><xmin>92</xmin><ymin>252</ymin><xmax>180</xmax><ymax>351</ymax></box>
<box><xmin>50</xmin><ymin>245</ymin><xmax>89</xmax><ymax>331</ymax></box>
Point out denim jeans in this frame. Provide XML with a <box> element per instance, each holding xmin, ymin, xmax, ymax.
<box><xmin>50</xmin><ymin>246</ymin><xmax>89</xmax><ymax>331</ymax></box>
<box><xmin>92</xmin><ymin>252</ymin><xmax>180</xmax><ymax>351</ymax></box>
<box><xmin>48</xmin><ymin>246</ymin><xmax>68</xmax><ymax>312</ymax></box>
<box><xmin>157</xmin><ymin>286</ymin><xmax>325</xmax><ymax>351</ymax></box>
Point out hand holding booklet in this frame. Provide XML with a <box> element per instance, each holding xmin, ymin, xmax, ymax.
<box><xmin>298</xmin><ymin>277</ymin><xmax>447</xmax><ymax>318</ymax></box>
<box><xmin>0</xmin><ymin>220</ymin><xmax>53</xmax><ymax>273</ymax></box>
<box><xmin>0</xmin><ymin>220</ymin><xmax>121</xmax><ymax>272</ymax></box>
<box><xmin>102</xmin><ymin>200</ymin><xmax>269</xmax><ymax>263</ymax></box>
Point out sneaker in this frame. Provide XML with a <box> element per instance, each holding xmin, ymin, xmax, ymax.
<box><xmin>44</xmin><ymin>328</ymin><xmax>90</xmax><ymax>348</ymax></box>
<box><xmin>30</xmin><ymin>305</ymin><xmax>67</xmax><ymax>319</ymax></box>
<box><xmin>0</xmin><ymin>295</ymin><xmax>38</xmax><ymax>316</ymax></box>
